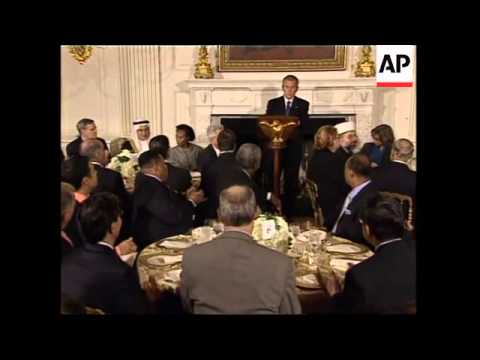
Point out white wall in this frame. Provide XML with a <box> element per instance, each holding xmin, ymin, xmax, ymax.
<box><xmin>61</xmin><ymin>46</ymin><xmax>416</xmax><ymax>151</ymax></box>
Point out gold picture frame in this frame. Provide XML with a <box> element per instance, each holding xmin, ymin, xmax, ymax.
<box><xmin>218</xmin><ymin>45</ymin><xmax>347</xmax><ymax>72</ymax></box>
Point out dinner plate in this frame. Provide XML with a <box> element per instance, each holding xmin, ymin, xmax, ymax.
<box><xmin>146</xmin><ymin>254</ymin><xmax>183</xmax><ymax>266</ymax></box>
<box><xmin>325</xmin><ymin>243</ymin><xmax>367</xmax><ymax>255</ymax></box>
<box><xmin>160</xmin><ymin>240</ymin><xmax>193</xmax><ymax>250</ymax></box>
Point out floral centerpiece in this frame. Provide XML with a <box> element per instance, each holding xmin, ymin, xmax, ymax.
<box><xmin>107</xmin><ymin>149</ymin><xmax>140</xmax><ymax>191</ymax></box>
<box><xmin>252</xmin><ymin>213</ymin><xmax>294</xmax><ymax>254</ymax></box>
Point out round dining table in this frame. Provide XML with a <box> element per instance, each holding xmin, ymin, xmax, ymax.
<box><xmin>136</xmin><ymin>228</ymin><xmax>373</xmax><ymax>314</ymax></box>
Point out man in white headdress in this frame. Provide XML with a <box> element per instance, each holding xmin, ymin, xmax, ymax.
<box><xmin>334</xmin><ymin>121</ymin><xmax>360</xmax><ymax>199</ymax></box>
<box><xmin>131</xmin><ymin>118</ymin><xmax>151</xmax><ymax>154</ymax></box>
<box><xmin>334</xmin><ymin>122</ymin><xmax>359</xmax><ymax>163</ymax></box>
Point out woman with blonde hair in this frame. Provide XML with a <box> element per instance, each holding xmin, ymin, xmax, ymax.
<box><xmin>307</xmin><ymin>125</ymin><xmax>344</xmax><ymax>228</ymax></box>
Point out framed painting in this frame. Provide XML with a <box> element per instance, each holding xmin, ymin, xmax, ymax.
<box><xmin>218</xmin><ymin>45</ymin><xmax>347</xmax><ymax>72</ymax></box>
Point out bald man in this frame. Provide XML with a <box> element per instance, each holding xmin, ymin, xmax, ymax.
<box><xmin>180</xmin><ymin>185</ymin><xmax>301</xmax><ymax>314</ymax></box>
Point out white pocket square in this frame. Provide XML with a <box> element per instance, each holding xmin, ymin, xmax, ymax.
<box><xmin>344</xmin><ymin>209</ymin><xmax>352</xmax><ymax>215</ymax></box>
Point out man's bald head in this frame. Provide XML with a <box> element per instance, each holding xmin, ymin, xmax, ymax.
<box><xmin>218</xmin><ymin>185</ymin><xmax>256</xmax><ymax>227</ymax></box>
<box><xmin>392</xmin><ymin>138</ymin><xmax>414</xmax><ymax>162</ymax></box>
<box><xmin>80</xmin><ymin>139</ymin><xmax>108</xmax><ymax>165</ymax></box>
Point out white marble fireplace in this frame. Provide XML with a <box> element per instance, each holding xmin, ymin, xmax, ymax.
<box><xmin>178</xmin><ymin>78</ymin><xmax>377</xmax><ymax>147</ymax></box>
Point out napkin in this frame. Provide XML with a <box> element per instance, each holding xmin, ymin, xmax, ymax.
<box><xmin>296</xmin><ymin>274</ymin><xmax>319</xmax><ymax>286</ymax></box>
<box><xmin>161</xmin><ymin>240</ymin><xmax>192</xmax><ymax>249</ymax></box>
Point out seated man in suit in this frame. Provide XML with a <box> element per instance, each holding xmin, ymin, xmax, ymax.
<box><xmin>264</xmin><ymin>75</ymin><xmax>309</xmax><ymax>219</ymax></box>
<box><xmin>132</xmin><ymin>150</ymin><xmax>205</xmax><ymax>249</ymax></box>
<box><xmin>372</xmin><ymin>138</ymin><xmax>416</xmax><ymax>198</ymax></box>
<box><xmin>331</xmin><ymin>193</ymin><xmax>416</xmax><ymax>314</ymax></box>
<box><xmin>217</xmin><ymin>143</ymin><xmax>282</xmax><ymax>214</ymax></box>
<box><xmin>61</xmin><ymin>192</ymin><xmax>153</xmax><ymax>314</ymax></box>
<box><xmin>197</xmin><ymin>123</ymin><xmax>224</xmax><ymax>173</ymax></box>
<box><xmin>180</xmin><ymin>185</ymin><xmax>302</xmax><ymax>314</ymax></box>
<box><xmin>372</xmin><ymin>138</ymin><xmax>416</xmax><ymax>233</ymax></box>
<box><xmin>200</xmin><ymin>129</ymin><xmax>240</xmax><ymax>220</ymax></box>
<box><xmin>149</xmin><ymin>135</ymin><xmax>192</xmax><ymax>194</ymax></box>
<box><xmin>331</xmin><ymin>154</ymin><xmax>378</xmax><ymax>246</ymax></box>
<box><xmin>66</xmin><ymin>118</ymin><xmax>109</xmax><ymax>159</ymax></box>
<box><xmin>61</xmin><ymin>155</ymin><xmax>98</xmax><ymax>247</ymax></box>
<box><xmin>80</xmin><ymin>139</ymin><xmax>132</xmax><ymax>243</ymax></box>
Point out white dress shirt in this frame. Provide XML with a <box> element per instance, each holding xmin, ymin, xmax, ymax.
<box><xmin>98</xmin><ymin>241</ymin><xmax>115</xmax><ymax>250</ymax></box>
<box><xmin>284</xmin><ymin>96</ymin><xmax>295</xmax><ymax>113</ymax></box>
<box><xmin>213</xmin><ymin>145</ymin><xmax>221</xmax><ymax>157</ymax></box>
<box><xmin>332</xmin><ymin>180</ymin><xmax>372</xmax><ymax>233</ymax></box>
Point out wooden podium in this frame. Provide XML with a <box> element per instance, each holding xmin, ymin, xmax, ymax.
<box><xmin>257</xmin><ymin>115</ymin><xmax>300</xmax><ymax>201</ymax></box>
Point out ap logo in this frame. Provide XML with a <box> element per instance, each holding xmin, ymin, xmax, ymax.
<box><xmin>376</xmin><ymin>45</ymin><xmax>415</xmax><ymax>87</ymax></box>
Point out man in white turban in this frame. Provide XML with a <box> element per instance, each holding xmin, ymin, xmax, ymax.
<box><xmin>334</xmin><ymin>121</ymin><xmax>360</xmax><ymax>199</ymax></box>
<box><xmin>131</xmin><ymin>118</ymin><xmax>151</xmax><ymax>154</ymax></box>
<box><xmin>335</xmin><ymin>122</ymin><xmax>359</xmax><ymax>160</ymax></box>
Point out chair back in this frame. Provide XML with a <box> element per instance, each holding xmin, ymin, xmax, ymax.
<box><xmin>304</xmin><ymin>178</ymin><xmax>325</xmax><ymax>228</ymax></box>
<box><xmin>380</xmin><ymin>191</ymin><xmax>414</xmax><ymax>231</ymax></box>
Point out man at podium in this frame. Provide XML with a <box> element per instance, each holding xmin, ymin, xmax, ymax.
<box><xmin>264</xmin><ymin>75</ymin><xmax>309</xmax><ymax>219</ymax></box>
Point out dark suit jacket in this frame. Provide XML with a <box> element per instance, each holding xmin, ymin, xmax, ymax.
<box><xmin>61</xmin><ymin>235</ymin><xmax>74</xmax><ymax>259</ymax></box>
<box><xmin>66</xmin><ymin>137</ymin><xmax>108</xmax><ymax>158</ymax></box>
<box><xmin>92</xmin><ymin>164</ymin><xmax>132</xmax><ymax>241</ymax></box>
<box><xmin>201</xmin><ymin>152</ymin><xmax>242</xmax><ymax>219</ymax></box>
<box><xmin>132</xmin><ymin>173</ymin><xmax>194</xmax><ymax>249</ymax></box>
<box><xmin>92</xmin><ymin>164</ymin><xmax>130</xmax><ymax>206</ymax></box>
<box><xmin>165</xmin><ymin>162</ymin><xmax>192</xmax><ymax>194</ymax></box>
<box><xmin>180</xmin><ymin>231</ymin><xmax>302</xmax><ymax>314</ymax></box>
<box><xmin>64</xmin><ymin>200</ymin><xmax>87</xmax><ymax>247</ymax></box>
<box><xmin>266</xmin><ymin>96</ymin><xmax>309</xmax><ymax>134</ymax></box>
<box><xmin>372</xmin><ymin>161</ymin><xmax>416</xmax><ymax>228</ymax></box>
<box><xmin>333</xmin><ymin>181</ymin><xmax>378</xmax><ymax>246</ymax></box>
<box><xmin>216</xmin><ymin>168</ymin><xmax>270</xmax><ymax>212</ymax></box>
<box><xmin>335</xmin><ymin>146</ymin><xmax>353</xmax><ymax>167</ymax></box>
<box><xmin>197</xmin><ymin>144</ymin><xmax>218</xmax><ymax>173</ymax></box>
<box><xmin>333</xmin><ymin>239</ymin><xmax>416</xmax><ymax>314</ymax></box>
<box><xmin>360</xmin><ymin>142</ymin><xmax>392</xmax><ymax>168</ymax></box>
<box><xmin>307</xmin><ymin>148</ymin><xmax>345</xmax><ymax>228</ymax></box>
<box><xmin>371</xmin><ymin>161</ymin><xmax>416</xmax><ymax>199</ymax></box>
<box><xmin>334</xmin><ymin>147</ymin><xmax>354</xmax><ymax>199</ymax></box>
<box><xmin>61</xmin><ymin>243</ymin><xmax>149</xmax><ymax>314</ymax></box>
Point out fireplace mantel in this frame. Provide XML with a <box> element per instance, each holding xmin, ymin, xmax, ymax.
<box><xmin>178</xmin><ymin>78</ymin><xmax>376</xmax><ymax>90</ymax></box>
<box><xmin>178</xmin><ymin>78</ymin><xmax>377</xmax><ymax>146</ymax></box>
